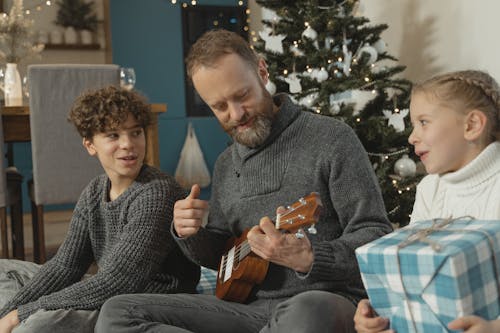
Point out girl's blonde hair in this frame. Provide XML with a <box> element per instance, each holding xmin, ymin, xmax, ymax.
<box><xmin>412</xmin><ymin>70</ymin><xmax>500</xmax><ymax>142</ymax></box>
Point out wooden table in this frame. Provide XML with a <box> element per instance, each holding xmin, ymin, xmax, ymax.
<box><xmin>2</xmin><ymin>103</ymin><xmax>166</xmax><ymax>167</ymax></box>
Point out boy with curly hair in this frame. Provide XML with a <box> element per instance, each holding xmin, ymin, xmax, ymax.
<box><xmin>0</xmin><ymin>86</ymin><xmax>199</xmax><ymax>333</ymax></box>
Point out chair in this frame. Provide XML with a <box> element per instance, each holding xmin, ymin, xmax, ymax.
<box><xmin>28</xmin><ymin>64</ymin><xmax>120</xmax><ymax>263</ymax></box>
<box><xmin>0</xmin><ymin>120</ymin><xmax>24</xmax><ymax>259</ymax></box>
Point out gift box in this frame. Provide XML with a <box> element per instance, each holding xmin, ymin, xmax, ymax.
<box><xmin>355</xmin><ymin>218</ymin><xmax>500</xmax><ymax>333</ymax></box>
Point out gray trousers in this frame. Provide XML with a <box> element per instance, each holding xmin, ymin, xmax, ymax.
<box><xmin>0</xmin><ymin>259</ymin><xmax>98</xmax><ymax>333</ymax></box>
<box><xmin>95</xmin><ymin>290</ymin><xmax>356</xmax><ymax>333</ymax></box>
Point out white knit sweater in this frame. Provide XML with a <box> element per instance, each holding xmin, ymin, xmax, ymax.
<box><xmin>410</xmin><ymin>142</ymin><xmax>500</xmax><ymax>223</ymax></box>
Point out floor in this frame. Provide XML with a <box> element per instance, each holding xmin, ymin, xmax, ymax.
<box><xmin>4</xmin><ymin>209</ymin><xmax>72</xmax><ymax>262</ymax></box>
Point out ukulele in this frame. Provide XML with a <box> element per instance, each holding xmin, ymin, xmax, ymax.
<box><xmin>215</xmin><ymin>192</ymin><xmax>323</xmax><ymax>303</ymax></box>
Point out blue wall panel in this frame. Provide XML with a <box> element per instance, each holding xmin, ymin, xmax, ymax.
<box><xmin>110</xmin><ymin>0</ymin><xmax>241</xmax><ymax>199</ymax></box>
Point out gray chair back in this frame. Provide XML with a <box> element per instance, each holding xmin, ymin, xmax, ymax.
<box><xmin>0</xmin><ymin>120</ymin><xmax>8</xmax><ymax>258</ymax></box>
<box><xmin>0</xmin><ymin>121</ymin><xmax>6</xmax><ymax>208</ymax></box>
<box><xmin>28</xmin><ymin>64</ymin><xmax>120</xmax><ymax>205</ymax></box>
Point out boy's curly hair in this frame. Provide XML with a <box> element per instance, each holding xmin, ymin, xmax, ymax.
<box><xmin>68</xmin><ymin>85</ymin><xmax>152</xmax><ymax>139</ymax></box>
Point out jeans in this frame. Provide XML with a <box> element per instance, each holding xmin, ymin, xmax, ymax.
<box><xmin>0</xmin><ymin>259</ymin><xmax>98</xmax><ymax>333</ymax></box>
<box><xmin>95</xmin><ymin>290</ymin><xmax>356</xmax><ymax>333</ymax></box>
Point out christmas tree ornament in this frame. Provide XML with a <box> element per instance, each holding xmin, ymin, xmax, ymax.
<box><xmin>265</xmin><ymin>78</ymin><xmax>276</xmax><ymax>95</ymax></box>
<box><xmin>329</xmin><ymin>90</ymin><xmax>352</xmax><ymax>113</ymax></box>
<box><xmin>283</xmin><ymin>72</ymin><xmax>302</xmax><ymax>93</ymax></box>
<box><xmin>262</xmin><ymin>7</ymin><xmax>280</xmax><ymax>22</ymax></box>
<box><xmin>290</xmin><ymin>41</ymin><xmax>304</xmax><ymax>57</ymax></box>
<box><xmin>394</xmin><ymin>154</ymin><xmax>417</xmax><ymax>177</ymax></box>
<box><xmin>329</xmin><ymin>92</ymin><xmax>347</xmax><ymax>114</ymax></box>
<box><xmin>259</xmin><ymin>27</ymin><xmax>286</xmax><ymax>54</ymax></box>
<box><xmin>342</xmin><ymin>42</ymin><xmax>352</xmax><ymax>76</ymax></box>
<box><xmin>316</xmin><ymin>67</ymin><xmax>329</xmax><ymax>82</ymax></box>
<box><xmin>325</xmin><ymin>36</ymin><xmax>334</xmax><ymax>49</ymax></box>
<box><xmin>329</xmin><ymin>101</ymin><xmax>341</xmax><ymax>114</ymax></box>
<box><xmin>383</xmin><ymin>108</ymin><xmax>409</xmax><ymax>132</ymax></box>
<box><xmin>299</xmin><ymin>92</ymin><xmax>318</xmax><ymax>108</ymax></box>
<box><xmin>301</xmin><ymin>24</ymin><xmax>319</xmax><ymax>48</ymax></box>
<box><xmin>351</xmin><ymin>89</ymin><xmax>377</xmax><ymax>115</ymax></box>
<box><xmin>373</xmin><ymin>38</ymin><xmax>387</xmax><ymax>53</ymax></box>
<box><xmin>356</xmin><ymin>44</ymin><xmax>378</xmax><ymax>65</ymax></box>
<box><xmin>304</xmin><ymin>68</ymin><xmax>328</xmax><ymax>83</ymax></box>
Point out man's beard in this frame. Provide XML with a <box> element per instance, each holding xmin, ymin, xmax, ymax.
<box><xmin>227</xmin><ymin>94</ymin><xmax>275</xmax><ymax>148</ymax></box>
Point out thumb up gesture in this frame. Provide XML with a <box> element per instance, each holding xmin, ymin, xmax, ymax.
<box><xmin>173</xmin><ymin>184</ymin><xmax>209</xmax><ymax>238</ymax></box>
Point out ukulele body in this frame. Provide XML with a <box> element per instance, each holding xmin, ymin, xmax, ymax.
<box><xmin>215</xmin><ymin>229</ymin><xmax>269</xmax><ymax>302</ymax></box>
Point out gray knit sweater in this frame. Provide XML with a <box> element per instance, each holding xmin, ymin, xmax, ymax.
<box><xmin>1</xmin><ymin>165</ymin><xmax>199</xmax><ymax>321</ymax></box>
<box><xmin>175</xmin><ymin>94</ymin><xmax>392</xmax><ymax>305</ymax></box>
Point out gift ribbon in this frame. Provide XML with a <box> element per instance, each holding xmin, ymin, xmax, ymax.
<box><xmin>394</xmin><ymin>216</ymin><xmax>500</xmax><ymax>333</ymax></box>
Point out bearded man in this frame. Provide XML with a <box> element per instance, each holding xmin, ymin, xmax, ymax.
<box><xmin>95</xmin><ymin>29</ymin><xmax>392</xmax><ymax>333</ymax></box>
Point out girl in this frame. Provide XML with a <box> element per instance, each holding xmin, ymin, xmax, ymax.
<box><xmin>354</xmin><ymin>70</ymin><xmax>500</xmax><ymax>333</ymax></box>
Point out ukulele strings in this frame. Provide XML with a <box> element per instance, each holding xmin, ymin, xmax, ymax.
<box><xmin>220</xmin><ymin>210</ymin><xmax>303</xmax><ymax>272</ymax></box>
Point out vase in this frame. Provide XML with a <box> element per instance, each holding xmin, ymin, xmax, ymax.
<box><xmin>64</xmin><ymin>26</ymin><xmax>78</xmax><ymax>44</ymax></box>
<box><xmin>4</xmin><ymin>63</ymin><xmax>23</xmax><ymax>106</ymax></box>
<box><xmin>80</xmin><ymin>30</ymin><xmax>93</xmax><ymax>45</ymax></box>
<box><xmin>50</xmin><ymin>29</ymin><xmax>63</xmax><ymax>44</ymax></box>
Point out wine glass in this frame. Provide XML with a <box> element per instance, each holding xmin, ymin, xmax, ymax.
<box><xmin>0</xmin><ymin>67</ymin><xmax>5</xmax><ymax>96</ymax></box>
<box><xmin>120</xmin><ymin>67</ymin><xmax>136</xmax><ymax>91</ymax></box>
<box><xmin>22</xmin><ymin>75</ymin><xmax>29</xmax><ymax>98</ymax></box>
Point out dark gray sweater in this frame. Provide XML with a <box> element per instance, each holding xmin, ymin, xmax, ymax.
<box><xmin>175</xmin><ymin>94</ymin><xmax>392</xmax><ymax>305</ymax></box>
<box><xmin>1</xmin><ymin>165</ymin><xmax>199</xmax><ymax>321</ymax></box>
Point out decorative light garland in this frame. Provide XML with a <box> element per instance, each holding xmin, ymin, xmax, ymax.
<box><xmin>367</xmin><ymin>147</ymin><xmax>408</xmax><ymax>159</ymax></box>
<box><xmin>17</xmin><ymin>0</ymin><xmax>53</xmax><ymax>16</ymax></box>
<box><xmin>0</xmin><ymin>1</ymin><xmax>52</xmax><ymax>16</ymax></box>
<box><xmin>169</xmin><ymin>0</ymin><xmax>245</xmax><ymax>6</ymax></box>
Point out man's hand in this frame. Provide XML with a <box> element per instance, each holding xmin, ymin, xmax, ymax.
<box><xmin>173</xmin><ymin>184</ymin><xmax>209</xmax><ymax>238</ymax></box>
<box><xmin>448</xmin><ymin>316</ymin><xmax>500</xmax><ymax>333</ymax></box>
<box><xmin>353</xmin><ymin>299</ymin><xmax>391</xmax><ymax>333</ymax></box>
<box><xmin>246</xmin><ymin>208</ymin><xmax>313</xmax><ymax>273</ymax></box>
<box><xmin>0</xmin><ymin>310</ymin><xmax>19</xmax><ymax>333</ymax></box>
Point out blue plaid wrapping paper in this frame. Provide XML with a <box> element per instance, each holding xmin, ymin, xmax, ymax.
<box><xmin>196</xmin><ymin>266</ymin><xmax>217</xmax><ymax>295</ymax></box>
<box><xmin>355</xmin><ymin>218</ymin><xmax>500</xmax><ymax>333</ymax></box>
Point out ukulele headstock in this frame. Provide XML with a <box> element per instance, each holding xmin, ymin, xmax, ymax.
<box><xmin>275</xmin><ymin>192</ymin><xmax>323</xmax><ymax>233</ymax></box>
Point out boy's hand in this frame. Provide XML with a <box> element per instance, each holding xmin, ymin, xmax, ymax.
<box><xmin>173</xmin><ymin>184</ymin><xmax>209</xmax><ymax>238</ymax></box>
<box><xmin>246</xmin><ymin>207</ymin><xmax>314</xmax><ymax>273</ymax></box>
<box><xmin>0</xmin><ymin>310</ymin><xmax>19</xmax><ymax>333</ymax></box>
<box><xmin>448</xmin><ymin>316</ymin><xmax>500</xmax><ymax>333</ymax></box>
<box><xmin>354</xmin><ymin>299</ymin><xmax>392</xmax><ymax>333</ymax></box>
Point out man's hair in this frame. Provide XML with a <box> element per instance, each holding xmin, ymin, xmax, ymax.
<box><xmin>412</xmin><ymin>70</ymin><xmax>500</xmax><ymax>142</ymax></box>
<box><xmin>185</xmin><ymin>29</ymin><xmax>259</xmax><ymax>81</ymax></box>
<box><xmin>68</xmin><ymin>85</ymin><xmax>152</xmax><ymax>139</ymax></box>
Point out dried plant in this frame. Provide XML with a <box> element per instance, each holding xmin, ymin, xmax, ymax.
<box><xmin>0</xmin><ymin>0</ymin><xmax>44</xmax><ymax>63</ymax></box>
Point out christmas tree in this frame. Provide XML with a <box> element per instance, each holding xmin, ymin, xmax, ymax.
<box><xmin>253</xmin><ymin>0</ymin><xmax>422</xmax><ymax>226</ymax></box>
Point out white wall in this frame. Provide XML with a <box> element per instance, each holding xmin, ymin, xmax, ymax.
<box><xmin>249</xmin><ymin>0</ymin><xmax>500</xmax><ymax>83</ymax></box>
<box><xmin>360</xmin><ymin>0</ymin><xmax>500</xmax><ymax>83</ymax></box>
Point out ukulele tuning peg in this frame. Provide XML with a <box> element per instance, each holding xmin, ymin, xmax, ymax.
<box><xmin>295</xmin><ymin>230</ymin><xmax>305</xmax><ymax>239</ymax></box>
<box><xmin>307</xmin><ymin>224</ymin><xmax>317</xmax><ymax>235</ymax></box>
